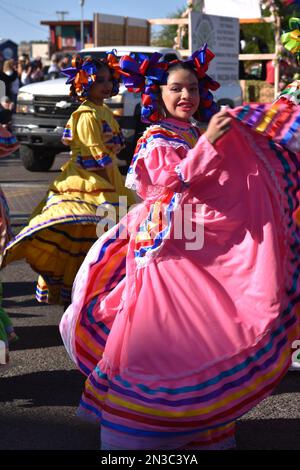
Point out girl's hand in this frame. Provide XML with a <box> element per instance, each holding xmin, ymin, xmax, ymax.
<box><xmin>204</xmin><ymin>109</ymin><xmax>232</xmax><ymax>145</ymax></box>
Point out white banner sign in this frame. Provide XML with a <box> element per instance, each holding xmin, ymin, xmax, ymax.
<box><xmin>190</xmin><ymin>12</ymin><xmax>239</xmax><ymax>82</ymax></box>
<box><xmin>203</xmin><ymin>0</ymin><xmax>261</xmax><ymax>19</ymax></box>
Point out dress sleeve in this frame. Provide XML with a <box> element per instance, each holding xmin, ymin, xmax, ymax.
<box><xmin>77</xmin><ymin>112</ymin><xmax>113</xmax><ymax>167</ymax></box>
<box><xmin>141</xmin><ymin>133</ymin><xmax>221</xmax><ymax>192</ymax></box>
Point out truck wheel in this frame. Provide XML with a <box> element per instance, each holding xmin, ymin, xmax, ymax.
<box><xmin>20</xmin><ymin>146</ymin><xmax>55</xmax><ymax>172</ymax></box>
<box><xmin>39</xmin><ymin>153</ymin><xmax>56</xmax><ymax>171</ymax></box>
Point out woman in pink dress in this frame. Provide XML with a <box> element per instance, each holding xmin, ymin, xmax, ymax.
<box><xmin>60</xmin><ymin>46</ymin><xmax>300</xmax><ymax>450</ymax></box>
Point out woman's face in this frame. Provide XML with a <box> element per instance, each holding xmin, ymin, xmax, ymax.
<box><xmin>160</xmin><ymin>68</ymin><xmax>200</xmax><ymax>121</ymax></box>
<box><xmin>88</xmin><ymin>67</ymin><xmax>113</xmax><ymax>104</ymax></box>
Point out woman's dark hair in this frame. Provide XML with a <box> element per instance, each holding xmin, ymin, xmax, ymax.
<box><xmin>167</xmin><ymin>61</ymin><xmax>198</xmax><ymax>75</ymax></box>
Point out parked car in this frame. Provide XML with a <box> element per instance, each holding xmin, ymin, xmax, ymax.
<box><xmin>13</xmin><ymin>45</ymin><xmax>242</xmax><ymax>172</ymax></box>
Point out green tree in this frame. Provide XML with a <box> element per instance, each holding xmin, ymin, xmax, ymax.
<box><xmin>241</xmin><ymin>1</ymin><xmax>300</xmax><ymax>54</ymax></box>
<box><xmin>151</xmin><ymin>1</ymin><xmax>300</xmax><ymax>51</ymax></box>
<box><xmin>261</xmin><ymin>1</ymin><xmax>300</xmax><ymax>29</ymax></box>
<box><xmin>151</xmin><ymin>6</ymin><xmax>188</xmax><ymax>48</ymax></box>
<box><xmin>241</xmin><ymin>23</ymin><xmax>275</xmax><ymax>55</ymax></box>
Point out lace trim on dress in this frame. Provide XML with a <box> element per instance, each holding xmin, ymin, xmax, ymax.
<box><xmin>125</xmin><ymin>137</ymin><xmax>190</xmax><ymax>191</ymax></box>
<box><xmin>175</xmin><ymin>164</ymin><xmax>189</xmax><ymax>187</ymax></box>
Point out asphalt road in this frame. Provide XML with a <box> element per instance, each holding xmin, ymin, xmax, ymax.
<box><xmin>0</xmin><ymin>151</ymin><xmax>300</xmax><ymax>450</ymax></box>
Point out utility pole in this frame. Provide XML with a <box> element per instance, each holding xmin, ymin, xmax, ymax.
<box><xmin>56</xmin><ymin>11</ymin><xmax>69</xmax><ymax>21</ymax></box>
<box><xmin>80</xmin><ymin>0</ymin><xmax>85</xmax><ymax>50</ymax></box>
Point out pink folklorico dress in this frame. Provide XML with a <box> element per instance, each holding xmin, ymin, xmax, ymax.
<box><xmin>60</xmin><ymin>104</ymin><xmax>300</xmax><ymax>450</ymax></box>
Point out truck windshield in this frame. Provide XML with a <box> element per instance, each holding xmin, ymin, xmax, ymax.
<box><xmin>78</xmin><ymin>51</ymin><xmax>178</xmax><ymax>63</ymax></box>
<box><xmin>78</xmin><ymin>51</ymin><xmax>154</xmax><ymax>61</ymax></box>
<box><xmin>79</xmin><ymin>51</ymin><xmax>108</xmax><ymax>61</ymax></box>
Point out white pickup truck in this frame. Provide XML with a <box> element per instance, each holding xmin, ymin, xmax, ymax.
<box><xmin>13</xmin><ymin>45</ymin><xmax>243</xmax><ymax>171</ymax></box>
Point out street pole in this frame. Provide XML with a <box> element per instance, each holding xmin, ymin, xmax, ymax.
<box><xmin>80</xmin><ymin>0</ymin><xmax>85</xmax><ymax>50</ymax></box>
<box><xmin>56</xmin><ymin>11</ymin><xmax>69</xmax><ymax>21</ymax></box>
<box><xmin>274</xmin><ymin>14</ymin><xmax>281</xmax><ymax>99</ymax></box>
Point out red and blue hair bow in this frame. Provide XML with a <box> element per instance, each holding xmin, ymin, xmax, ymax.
<box><xmin>119</xmin><ymin>52</ymin><xmax>169</xmax><ymax>122</ymax></box>
<box><xmin>119</xmin><ymin>52</ymin><xmax>168</xmax><ymax>92</ymax></box>
<box><xmin>62</xmin><ymin>51</ymin><xmax>121</xmax><ymax>99</ymax></box>
<box><xmin>119</xmin><ymin>44</ymin><xmax>220</xmax><ymax>123</ymax></box>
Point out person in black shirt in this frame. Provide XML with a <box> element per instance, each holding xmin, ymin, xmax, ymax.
<box><xmin>0</xmin><ymin>96</ymin><xmax>13</xmax><ymax>129</ymax></box>
<box><xmin>0</xmin><ymin>70</ymin><xmax>18</xmax><ymax>100</ymax></box>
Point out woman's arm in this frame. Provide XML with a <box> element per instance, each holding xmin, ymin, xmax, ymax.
<box><xmin>141</xmin><ymin>111</ymin><xmax>231</xmax><ymax>191</ymax></box>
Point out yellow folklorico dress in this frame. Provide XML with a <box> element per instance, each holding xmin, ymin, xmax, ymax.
<box><xmin>1</xmin><ymin>100</ymin><xmax>135</xmax><ymax>304</ymax></box>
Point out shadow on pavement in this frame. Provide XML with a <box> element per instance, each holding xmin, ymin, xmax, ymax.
<box><xmin>3</xmin><ymin>311</ymin><xmax>43</xmax><ymax>319</ymax></box>
<box><xmin>270</xmin><ymin>372</ymin><xmax>300</xmax><ymax>396</ymax></box>
<box><xmin>9</xmin><ymin>325</ymin><xmax>63</xmax><ymax>350</ymax></box>
<box><xmin>0</xmin><ymin>409</ymin><xmax>98</xmax><ymax>450</ymax></box>
<box><xmin>0</xmin><ymin>179</ymin><xmax>49</xmax><ymax>184</ymax></box>
<box><xmin>2</xmin><ymin>281</ymin><xmax>37</xmax><ymax>298</ymax></box>
<box><xmin>236</xmin><ymin>418</ymin><xmax>300</xmax><ymax>449</ymax></box>
<box><xmin>3</xmin><ymin>298</ymin><xmax>42</xmax><ymax>309</ymax></box>
<box><xmin>0</xmin><ymin>369</ymin><xmax>299</xmax><ymax>450</ymax></box>
<box><xmin>0</xmin><ymin>369</ymin><xmax>85</xmax><ymax>407</ymax></box>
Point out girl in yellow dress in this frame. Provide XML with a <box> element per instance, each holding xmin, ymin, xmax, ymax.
<box><xmin>1</xmin><ymin>54</ymin><xmax>135</xmax><ymax>306</ymax></box>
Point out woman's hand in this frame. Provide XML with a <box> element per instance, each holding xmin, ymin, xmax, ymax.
<box><xmin>204</xmin><ymin>109</ymin><xmax>232</xmax><ymax>145</ymax></box>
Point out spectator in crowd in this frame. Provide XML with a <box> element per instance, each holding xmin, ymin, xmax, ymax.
<box><xmin>58</xmin><ymin>55</ymin><xmax>70</xmax><ymax>70</ymax></box>
<box><xmin>2</xmin><ymin>59</ymin><xmax>19</xmax><ymax>105</ymax></box>
<box><xmin>30</xmin><ymin>57</ymin><xmax>44</xmax><ymax>83</ymax></box>
<box><xmin>0</xmin><ymin>96</ymin><xmax>13</xmax><ymax>129</ymax></box>
<box><xmin>17</xmin><ymin>54</ymin><xmax>29</xmax><ymax>74</ymax></box>
<box><xmin>20</xmin><ymin>62</ymin><xmax>32</xmax><ymax>86</ymax></box>
<box><xmin>47</xmin><ymin>54</ymin><xmax>61</xmax><ymax>80</ymax></box>
<box><xmin>20</xmin><ymin>57</ymin><xmax>44</xmax><ymax>86</ymax></box>
<box><xmin>31</xmin><ymin>57</ymin><xmax>44</xmax><ymax>82</ymax></box>
<box><xmin>0</xmin><ymin>61</ymin><xmax>18</xmax><ymax>102</ymax></box>
<box><xmin>266</xmin><ymin>59</ymin><xmax>275</xmax><ymax>85</ymax></box>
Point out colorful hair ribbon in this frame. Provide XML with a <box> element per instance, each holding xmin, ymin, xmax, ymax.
<box><xmin>184</xmin><ymin>44</ymin><xmax>220</xmax><ymax>121</ymax></box>
<box><xmin>185</xmin><ymin>44</ymin><xmax>220</xmax><ymax>91</ymax></box>
<box><xmin>106</xmin><ymin>49</ymin><xmax>121</xmax><ymax>78</ymax></box>
<box><xmin>119</xmin><ymin>44</ymin><xmax>219</xmax><ymax>123</ymax></box>
<box><xmin>120</xmin><ymin>52</ymin><xmax>169</xmax><ymax>123</ymax></box>
<box><xmin>105</xmin><ymin>49</ymin><xmax>122</xmax><ymax>96</ymax></box>
<box><xmin>119</xmin><ymin>54</ymin><xmax>147</xmax><ymax>92</ymax></box>
<box><xmin>61</xmin><ymin>56</ymin><xmax>97</xmax><ymax>98</ymax></box>
<box><xmin>119</xmin><ymin>52</ymin><xmax>168</xmax><ymax>92</ymax></box>
<box><xmin>61</xmin><ymin>51</ymin><xmax>121</xmax><ymax>99</ymax></box>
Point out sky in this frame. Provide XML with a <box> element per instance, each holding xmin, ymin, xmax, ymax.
<box><xmin>0</xmin><ymin>0</ymin><xmax>185</xmax><ymax>43</ymax></box>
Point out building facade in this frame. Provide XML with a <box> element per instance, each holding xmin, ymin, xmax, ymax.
<box><xmin>40</xmin><ymin>20</ymin><xmax>93</xmax><ymax>54</ymax></box>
